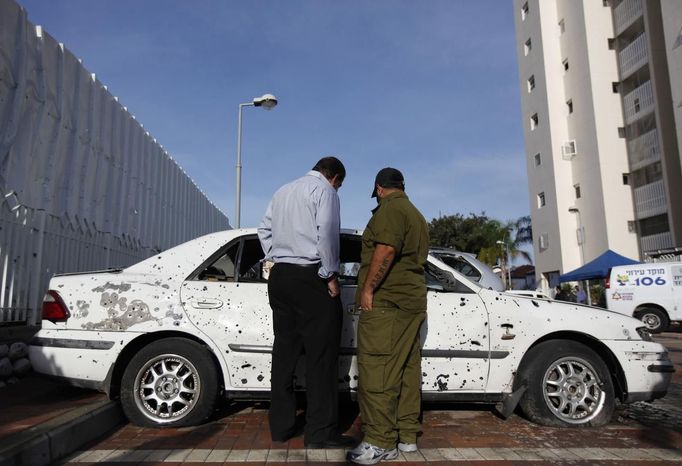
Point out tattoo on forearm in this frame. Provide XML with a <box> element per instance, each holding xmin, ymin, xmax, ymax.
<box><xmin>369</xmin><ymin>257</ymin><xmax>391</xmax><ymax>289</ymax></box>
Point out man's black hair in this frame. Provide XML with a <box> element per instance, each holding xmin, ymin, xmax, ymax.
<box><xmin>313</xmin><ymin>156</ymin><xmax>346</xmax><ymax>181</ymax></box>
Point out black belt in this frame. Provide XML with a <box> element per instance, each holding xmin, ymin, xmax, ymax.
<box><xmin>276</xmin><ymin>262</ymin><xmax>320</xmax><ymax>269</ymax></box>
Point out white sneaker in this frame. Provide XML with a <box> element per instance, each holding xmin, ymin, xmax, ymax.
<box><xmin>398</xmin><ymin>442</ymin><xmax>418</xmax><ymax>452</ymax></box>
<box><xmin>346</xmin><ymin>441</ymin><xmax>399</xmax><ymax>464</ymax></box>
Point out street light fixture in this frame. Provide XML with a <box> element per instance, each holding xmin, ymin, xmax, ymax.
<box><xmin>235</xmin><ymin>93</ymin><xmax>278</xmax><ymax>228</ymax></box>
<box><xmin>496</xmin><ymin>239</ymin><xmax>512</xmax><ymax>290</ymax></box>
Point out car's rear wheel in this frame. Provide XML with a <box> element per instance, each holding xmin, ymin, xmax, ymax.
<box><xmin>517</xmin><ymin>340</ymin><xmax>614</xmax><ymax>427</ymax></box>
<box><xmin>635</xmin><ymin>307</ymin><xmax>669</xmax><ymax>334</ymax></box>
<box><xmin>120</xmin><ymin>338</ymin><xmax>218</xmax><ymax>427</ymax></box>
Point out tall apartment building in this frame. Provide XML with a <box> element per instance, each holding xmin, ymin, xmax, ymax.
<box><xmin>513</xmin><ymin>0</ymin><xmax>682</xmax><ymax>291</ymax></box>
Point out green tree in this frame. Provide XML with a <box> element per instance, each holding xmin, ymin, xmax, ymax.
<box><xmin>428</xmin><ymin>213</ymin><xmax>533</xmax><ymax>267</ymax></box>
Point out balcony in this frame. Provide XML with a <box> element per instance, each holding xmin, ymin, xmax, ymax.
<box><xmin>628</xmin><ymin>129</ymin><xmax>661</xmax><ymax>171</ymax></box>
<box><xmin>640</xmin><ymin>231</ymin><xmax>673</xmax><ymax>253</ymax></box>
<box><xmin>618</xmin><ymin>34</ymin><xmax>648</xmax><ymax>79</ymax></box>
<box><xmin>633</xmin><ymin>179</ymin><xmax>667</xmax><ymax>219</ymax></box>
<box><xmin>623</xmin><ymin>81</ymin><xmax>654</xmax><ymax>124</ymax></box>
<box><xmin>614</xmin><ymin>0</ymin><xmax>643</xmax><ymax>36</ymax></box>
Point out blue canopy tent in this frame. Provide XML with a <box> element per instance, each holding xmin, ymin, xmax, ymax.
<box><xmin>559</xmin><ymin>249</ymin><xmax>640</xmax><ymax>282</ymax></box>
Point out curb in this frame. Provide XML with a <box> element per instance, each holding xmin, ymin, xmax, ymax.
<box><xmin>0</xmin><ymin>399</ymin><xmax>125</xmax><ymax>466</ymax></box>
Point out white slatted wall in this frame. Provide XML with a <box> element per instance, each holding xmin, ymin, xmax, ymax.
<box><xmin>0</xmin><ymin>0</ymin><xmax>230</xmax><ymax>326</ymax></box>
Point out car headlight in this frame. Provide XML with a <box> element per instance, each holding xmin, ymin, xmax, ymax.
<box><xmin>636</xmin><ymin>326</ymin><xmax>653</xmax><ymax>342</ymax></box>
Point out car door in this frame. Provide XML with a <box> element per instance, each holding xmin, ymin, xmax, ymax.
<box><xmin>180</xmin><ymin>234</ymin><xmax>274</xmax><ymax>390</ymax></box>
<box><xmin>180</xmin><ymin>233</ymin><xmax>364</xmax><ymax>392</ymax></box>
<box><xmin>419</xmin><ymin>259</ymin><xmax>491</xmax><ymax>393</ymax></box>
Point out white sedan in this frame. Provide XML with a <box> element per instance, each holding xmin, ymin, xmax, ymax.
<box><xmin>30</xmin><ymin>229</ymin><xmax>673</xmax><ymax>428</ymax></box>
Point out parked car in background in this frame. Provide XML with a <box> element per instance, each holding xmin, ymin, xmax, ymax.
<box><xmin>429</xmin><ymin>247</ymin><xmax>504</xmax><ymax>291</ymax></box>
<box><xmin>606</xmin><ymin>262</ymin><xmax>682</xmax><ymax>333</ymax></box>
<box><xmin>30</xmin><ymin>229</ymin><xmax>672</xmax><ymax>430</ymax></box>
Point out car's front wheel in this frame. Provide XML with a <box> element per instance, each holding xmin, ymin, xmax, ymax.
<box><xmin>517</xmin><ymin>340</ymin><xmax>614</xmax><ymax>427</ymax></box>
<box><xmin>120</xmin><ymin>338</ymin><xmax>218</xmax><ymax>427</ymax></box>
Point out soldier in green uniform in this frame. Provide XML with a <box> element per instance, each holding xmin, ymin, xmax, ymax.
<box><xmin>347</xmin><ymin>167</ymin><xmax>429</xmax><ymax>465</ymax></box>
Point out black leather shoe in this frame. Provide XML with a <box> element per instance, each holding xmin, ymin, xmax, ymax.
<box><xmin>305</xmin><ymin>435</ymin><xmax>356</xmax><ymax>449</ymax></box>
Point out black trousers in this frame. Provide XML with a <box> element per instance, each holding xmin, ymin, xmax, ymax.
<box><xmin>267</xmin><ymin>262</ymin><xmax>342</xmax><ymax>443</ymax></box>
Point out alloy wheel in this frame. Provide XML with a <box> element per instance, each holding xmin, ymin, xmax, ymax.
<box><xmin>542</xmin><ymin>356</ymin><xmax>605</xmax><ymax>424</ymax></box>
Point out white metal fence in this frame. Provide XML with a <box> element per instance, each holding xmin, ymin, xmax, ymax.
<box><xmin>0</xmin><ymin>0</ymin><xmax>229</xmax><ymax>326</ymax></box>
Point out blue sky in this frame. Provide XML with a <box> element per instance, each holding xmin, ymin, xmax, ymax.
<box><xmin>20</xmin><ymin>0</ymin><xmax>528</xmax><ymax>231</ymax></box>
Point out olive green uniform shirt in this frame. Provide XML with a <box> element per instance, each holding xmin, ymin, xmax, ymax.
<box><xmin>356</xmin><ymin>191</ymin><xmax>429</xmax><ymax>311</ymax></box>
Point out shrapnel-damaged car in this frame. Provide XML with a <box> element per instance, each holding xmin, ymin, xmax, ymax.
<box><xmin>30</xmin><ymin>229</ymin><xmax>674</xmax><ymax>428</ymax></box>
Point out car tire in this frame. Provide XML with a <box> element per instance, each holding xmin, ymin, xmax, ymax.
<box><xmin>516</xmin><ymin>339</ymin><xmax>615</xmax><ymax>427</ymax></box>
<box><xmin>120</xmin><ymin>338</ymin><xmax>218</xmax><ymax>427</ymax></box>
<box><xmin>635</xmin><ymin>308</ymin><xmax>669</xmax><ymax>334</ymax></box>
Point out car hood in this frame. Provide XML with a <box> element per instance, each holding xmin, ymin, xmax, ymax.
<box><xmin>488</xmin><ymin>289</ymin><xmax>649</xmax><ymax>341</ymax></box>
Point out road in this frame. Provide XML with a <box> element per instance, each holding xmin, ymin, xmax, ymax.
<box><xmin>63</xmin><ymin>332</ymin><xmax>682</xmax><ymax>464</ymax></box>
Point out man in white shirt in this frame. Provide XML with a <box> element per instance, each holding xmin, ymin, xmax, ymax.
<box><xmin>258</xmin><ymin>156</ymin><xmax>354</xmax><ymax>449</ymax></box>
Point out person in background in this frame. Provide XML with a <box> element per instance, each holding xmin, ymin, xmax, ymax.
<box><xmin>576</xmin><ymin>285</ymin><xmax>587</xmax><ymax>304</ymax></box>
<box><xmin>258</xmin><ymin>156</ymin><xmax>354</xmax><ymax>449</ymax></box>
<box><xmin>347</xmin><ymin>167</ymin><xmax>429</xmax><ymax>465</ymax></box>
<box><xmin>555</xmin><ymin>285</ymin><xmax>568</xmax><ymax>301</ymax></box>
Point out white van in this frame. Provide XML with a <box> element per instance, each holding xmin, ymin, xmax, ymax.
<box><xmin>606</xmin><ymin>262</ymin><xmax>682</xmax><ymax>333</ymax></box>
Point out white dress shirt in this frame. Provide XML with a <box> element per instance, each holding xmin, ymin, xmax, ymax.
<box><xmin>258</xmin><ymin>170</ymin><xmax>340</xmax><ymax>279</ymax></box>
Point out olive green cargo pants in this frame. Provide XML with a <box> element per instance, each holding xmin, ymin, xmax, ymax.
<box><xmin>357</xmin><ymin>305</ymin><xmax>426</xmax><ymax>449</ymax></box>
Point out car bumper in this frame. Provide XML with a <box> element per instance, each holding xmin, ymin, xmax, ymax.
<box><xmin>607</xmin><ymin>340</ymin><xmax>674</xmax><ymax>402</ymax></box>
<box><xmin>28</xmin><ymin>329</ymin><xmax>135</xmax><ymax>391</ymax></box>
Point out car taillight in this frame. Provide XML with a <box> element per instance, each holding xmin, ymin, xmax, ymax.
<box><xmin>605</xmin><ymin>277</ymin><xmax>610</xmax><ymax>289</ymax></box>
<box><xmin>42</xmin><ymin>290</ymin><xmax>70</xmax><ymax>322</ymax></box>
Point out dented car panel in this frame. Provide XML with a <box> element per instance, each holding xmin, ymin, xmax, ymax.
<box><xmin>29</xmin><ymin>228</ymin><xmax>672</xmax><ymax>424</ymax></box>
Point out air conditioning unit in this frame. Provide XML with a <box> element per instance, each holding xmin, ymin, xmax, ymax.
<box><xmin>561</xmin><ymin>140</ymin><xmax>577</xmax><ymax>160</ymax></box>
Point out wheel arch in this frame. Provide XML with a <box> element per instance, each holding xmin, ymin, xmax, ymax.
<box><xmin>107</xmin><ymin>331</ymin><xmax>227</xmax><ymax>400</ymax></box>
<box><xmin>513</xmin><ymin>331</ymin><xmax>628</xmax><ymax>402</ymax></box>
<box><xmin>633</xmin><ymin>303</ymin><xmax>669</xmax><ymax>318</ymax></box>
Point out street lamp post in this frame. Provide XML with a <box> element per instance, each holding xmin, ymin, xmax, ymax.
<box><xmin>568</xmin><ymin>206</ymin><xmax>585</xmax><ymax>265</ymax></box>
<box><xmin>568</xmin><ymin>206</ymin><xmax>591</xmax><ymax>305</ymax></box>
<box><xmin>235</xmin><ymin>93</ymin><xmax>278</xmax><ymax>228</ymax></box>
<box><xmin>496</xmin><ymin>240</ymin><xmax>512</xmax><ymax>290</ymax></box>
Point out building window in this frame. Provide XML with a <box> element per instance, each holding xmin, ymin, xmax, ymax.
<box><xmin>612</xmin><ymin>82</ymin><xmax>620</xmax><ymax>93</ymax></box>
<box><xmin>574</xmin><ymin>184</ymin><xmax>581</xmax><ymax>199</ymax></box>
<box><xmin>559</xmin><ymin>19</ymin><xmax>565</xmax><ymax>34</ymax></box>
<box><xmin>623</xmin><ymin>173</ymin><xmax>630</xmax><ymax>185</ymax></box>
<box><xmin>603</xmin><ymin>0</ymin><xmax>610</xmax><ymax>6</ymax></box>
<box><xmin>632</xmin><ymin>162</ymin><xmax>663</xmax><ymax>188</ymax></box>
<box><xmin>634</xmin><ymin>97</ymin><xmax>640</xmax><ymax>113</ymax></box>
<box><xmin>608</xmin><ymin>38</ymin><xmax>616</xmax><ymax>50</ymax></box>
<box><xmin>530</xmin><ymin>113</ymin><xmax>539</xmax><ymax>130</ymax></box>
<box><xmin>534</xmin><ymin>153</ymin><xmax>541</xmax><ymax>166</ymax></box>
<box><xmin>527</xmin><ymin>75</ymin><xmax>535</xmax><ymax>92</ymax></box>
<box><xmin>618</xmin><ymin>127</ymin><xmax>626</xmax><ymax>138</ymax></box>
<box><xmin>567</xmin><ymin>99</ymin><xmax>573</xmax><ymax>114</ymax></box>
<box><xmin>537</xmin><ymin>192</ymin><xmax>546</xmax><ymax>208</ymax></box>
<box><xmin>521</xmin><ymin>2</ymin><xmax>529</xmax><ymax>20</ymax></box>
<box><xmin>525</xmin><ymin>38</ymin><xmax>532</xmax><ymax>56</ymax></box>
<box><xmin>639</xmin><ymin>214</ymin><xmax>669</xmax><ymax>237</ymax></box>
<box><xmin>563</xmin><ymin>59</ymin><xmax>569</xmax><ymax>71</ymax></box>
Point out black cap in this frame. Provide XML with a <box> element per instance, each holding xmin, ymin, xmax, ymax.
<box><xmin>371</xmin><ymin>167</ymin><xmax>405</xmax><ymax>197</ymax></box>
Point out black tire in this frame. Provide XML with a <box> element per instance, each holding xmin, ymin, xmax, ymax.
<box><xmin>635</xmin><ymin>308</ymin><xmax>669</xmax><ymax>334</ymax></box>
<box><xmin>516</xmin><ymin>340</ymin><xmax>615</xmax><ymax>427</ymax></box>
<box><xmin>120</xmin><ymin>338</ymin><xmax>218</xmax><ymax>427</ymax></box>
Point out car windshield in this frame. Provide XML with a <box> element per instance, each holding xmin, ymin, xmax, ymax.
<box><xmin>430</xmin><ymin>252</ymin><xmax>483</xmax><ymax>283</ymax></box>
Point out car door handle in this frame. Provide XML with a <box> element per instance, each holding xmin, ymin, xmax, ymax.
<box><xmin>191</xmin><ymin>298</ymin><xmax>223</xmax><ymax>309</ymax></box>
